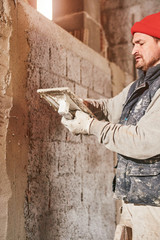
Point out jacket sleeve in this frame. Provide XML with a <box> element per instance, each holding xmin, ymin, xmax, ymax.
<box><xmin>84</xmin><ymin>83</ymin><xmax>132</xmax><ymax>123</ymax></box>
<box><xmin>89</xmin><ymin>91</ymin><xmax>160</xmax><ymax>159</ymax></box>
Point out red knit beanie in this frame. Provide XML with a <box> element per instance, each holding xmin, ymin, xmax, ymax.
<box><xmin>131</xmin><ymin>12</ymin><xmax>160</xmax><ymax>38</ymax></box>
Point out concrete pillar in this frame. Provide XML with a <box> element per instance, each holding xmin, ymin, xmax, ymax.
<box><xmin>52</xmin><ymin>0</ymin><xmax>107</xmax><ymax>55</ymax></box>
<box><xmin>0</xmin><ymin>0</ymin><xmax>12</xmax><ymax>239</ymax></box>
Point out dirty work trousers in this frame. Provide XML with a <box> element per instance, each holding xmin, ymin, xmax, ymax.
<box><xmin>114</xmin><ymin>202</ymin><xmax>160</xmax><ymax>240</ymax></box>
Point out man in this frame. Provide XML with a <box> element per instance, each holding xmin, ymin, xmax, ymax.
<box><xmin>61</xmin><ymin>12</ymin><xmax>160</xmax><ymax>240</ymax></box>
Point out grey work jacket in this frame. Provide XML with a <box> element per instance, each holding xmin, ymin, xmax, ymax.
<box><xmin>89</xmin><ymin>65</ymin><xmax>160</xmax><ymax>206</ymax></box>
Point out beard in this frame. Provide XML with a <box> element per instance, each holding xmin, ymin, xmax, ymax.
<box><xmin>135</xmin><ymin>55</ymin><xmax>160</xmax><ymax>72</ymax></box>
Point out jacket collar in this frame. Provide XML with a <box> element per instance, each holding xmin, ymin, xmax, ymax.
<box><xmin>138</xmin><ymin>64</ymin><xmax>160</xmax><ymax>86</ymax></box>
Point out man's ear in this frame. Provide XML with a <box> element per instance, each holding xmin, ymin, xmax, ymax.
<box><xmin>156</xmin><ymin>40</ymin><xmax>160</xmax><ymax>55</ymax></box>
<box><xmin>157</xmin><ymin>39</ymin><xmax>160</xmax><ymax>47</ymax></box>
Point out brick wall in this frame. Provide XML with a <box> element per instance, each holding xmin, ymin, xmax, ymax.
<box><xmin>24</xmin><ymin>4</ymin><xmax>115</xmax><ymax>239</ymax></box>
<box><xmin>5</xmin><ymin>1</ymin><xmax>115</xmax><ymax>239</ymax></box>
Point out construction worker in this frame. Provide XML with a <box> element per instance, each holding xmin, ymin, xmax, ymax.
<box><xmin>61</xmin><ymin>12</ymin><xmax>160</xmax><ymax>240</ymax></box>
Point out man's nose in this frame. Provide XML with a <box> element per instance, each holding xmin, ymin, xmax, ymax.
<box><xmin>132</xmin><ymin>45</ymin><xmax>138</xmax><ymax>55</ymax></box>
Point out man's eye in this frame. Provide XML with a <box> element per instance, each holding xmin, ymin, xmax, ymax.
<box><xmin>139</xmin><ymin>43</ymin><xmax>144</xmax><ymax>46</ymax></box>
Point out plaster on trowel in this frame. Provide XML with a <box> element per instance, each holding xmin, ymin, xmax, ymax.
<box><xmin>37</xmin><ymin>87</ymin><xmax>95</xmax><ymax>119</ymax></box>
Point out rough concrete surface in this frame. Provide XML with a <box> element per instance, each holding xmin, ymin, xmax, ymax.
<box><xmin>23</xmin><ymin>2</ymin><xmax>115</xmax><ymax>238</ymax></box>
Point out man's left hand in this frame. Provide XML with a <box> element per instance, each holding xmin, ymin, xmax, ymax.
<box><xmin>61</xmin><ymin>110</ymin><xmax>94</xmax><ymax>135</ymax></box>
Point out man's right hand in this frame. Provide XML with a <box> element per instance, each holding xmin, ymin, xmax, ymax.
<box><xmin>83</xmin><ymin>99</ymin><xmax>105</xmax><ymax>120</ymax></box>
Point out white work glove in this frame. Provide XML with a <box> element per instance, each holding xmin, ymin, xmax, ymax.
<box><xmin>61</xmin><ymin>110</ymin><xmax>94</xmax><ymax>135</ymax></box>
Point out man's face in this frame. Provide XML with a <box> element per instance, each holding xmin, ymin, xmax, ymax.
<box><xmin>132</xmin><ymin>32</ymin><xmax>160</xmax><ymax>72</ymax></box>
